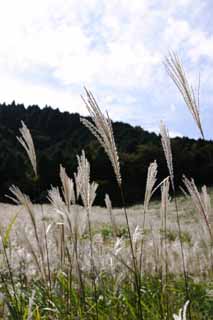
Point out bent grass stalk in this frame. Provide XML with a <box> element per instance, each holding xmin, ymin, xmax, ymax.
<box><xmin>81</xmin><ymin>88</ymin><xmax>143</xmax><ymax>319</ymax></box>
<box><xmin>160</xmin><ymin>177</ymin><xmax>170</xmax><ymax>319</ymax></box>
<box><xmin>17</xmin><ymin>121</ymin><xmax>38</xmax><ymax>179</ymax></box>
<box><xmin>164</xmin><ymin>51</ymin><xmax>204</xmax><ymax>139</ymax></box>
<box><xmin>75</xmin><ymin>150</ymin><xmax>99</xmax><ymax>319</ymax></box>
<box><xmin>182</xmin><ymin>177</ymin><xmax>213</xmax><ymax>274</ymax></box>
<box><xmin>160</xmin><ymin>121</ymin><xmax>191</xmax><ymax>320</ymax></box>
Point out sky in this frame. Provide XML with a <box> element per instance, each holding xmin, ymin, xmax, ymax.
<box><xmin>0</xmin><ymin>0</ymin><xmax>213</xmax><ymax>139</ymax></box>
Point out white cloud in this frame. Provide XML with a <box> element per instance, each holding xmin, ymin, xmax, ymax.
<box><xmin>0</xmin><ymin>71</ymin><xmax>85</xmax><ymax>114</ymax></box>
<box><xmin>0</xmin><ymin>0</ymin><xmax>212</xmax><ymax>138</ymax></box>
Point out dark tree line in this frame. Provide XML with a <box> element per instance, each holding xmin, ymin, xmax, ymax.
<box><xmin>0</xmin><ymin>101</ymin><xmax>213</xmax><ymax>206</ymax></box>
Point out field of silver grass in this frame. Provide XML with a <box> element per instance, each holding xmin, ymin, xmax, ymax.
<box><xmin>0</xmin><ymin>192</ymin><xmax>212</xmax><ymax>278</ymax></box>
<box><xmin>0</xmin><ymin>53</ymin><xmax>212</xmax><ymax>319</ymax></box>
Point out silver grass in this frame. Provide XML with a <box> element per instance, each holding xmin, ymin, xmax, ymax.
<box><xmin>182</xmin><ymin>176</ymin><xmax>212</xmax><ymax>238</ymax></box>
<box><xmin>160</xmin><ymin>177</ymin><xmax>170</xmax><ymax>216</ymax></box>
<box><xmin>105</xmin><ymin>193</ymin><xmax>112</xmax><ymax>213</ymax></box>
<box><xmin>160</xmin><ymin>177</ymin><xmax>170</xmax><ymax>274</ymax></box>
<box><xmin>81</xmin><ymin>88</ymin><xmax>121</xmax><ymax>186</ymax></box>
<box><xmin>76</xmin><ymin>150</ymin><xmax>98</xmax><ymax>209</ymax></box>
<box><xmin>72</xmin><ymin>206</ymin><xmax>87</xmax><ymax>237</ymax></box>
<box><xmin>8</xmin><ymin>185</ymin><xmax>32</xmax><ymax>207</ymax></box>
<box><xmin>77</xmin><ymin>150</ymin><xmax>98</xmax><ymax>208</ymax></box>
<box><xmin>81</xmin><ymin>89</ymin><xmax>141</xmax><ymax>305</ymax></box>
<box><xmin>160</xmin><ymin>121</ymin><xmax>174</xmax><ymax>190</ymax></box>
<box><xmin>105</xmin><ymin>193</ymin><xmax>117</xmax><ymax>236</ymax></box>
<box><xmin>8</xmin><ymin>186</ymin><xmax>46</xmax><ymax>278</ymax></box>
<box><xmin>144</xmin><ymin>160</ymin><xmax>158</xmax><ymax>212</ymax></box>
<box><xmin>202</xmin><ymin>185</ymin><xmax>213</xmax><ymax>229</ymax></box>
<box><xmin>113</xmin><ymin>237</ymin><xmax>125</xmax><ymax>256</ymax></box>
<box><xmin>60</xmin><ymin>164</ymin><xmax>76</xmax><ymax>207</ymax></box>
<box><xmin>173</xmin><ymin>300</ymin><xmax>190</xmax><ymax>320</ymax></box>
<box><xmin>17</xmin><ymin>121</ymin><xmax>37</xmax><ymax>178</ymax></box>
<box><xmin>164</xmin><ymin>51</ymin><xmax>204</xmax><ymax>139</ymax></box>
<box><xmin>8</xmin><ymin>185</ymin><xmax>36</xmax><ymax>229</ymax></box>
<box><xmin>132</xmin><ymin>225</ymin><xmax>143</xmax><ymax>245</ymax></box>
<box><xmin>47</xmin><ymin>185</ymin><xmax>66</xmax><ymax>218</ymax></box>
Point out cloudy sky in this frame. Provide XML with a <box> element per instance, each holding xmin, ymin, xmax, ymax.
<box><xmin>0</xmin><ymin>0</ymin><xmax>212</xmax><ymax>139</ymax></box>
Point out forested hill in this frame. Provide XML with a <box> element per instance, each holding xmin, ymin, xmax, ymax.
<box><xmin>0</xmin><ymin>101</ymin><xmax>213</xmax><ymax>206</ymax></box>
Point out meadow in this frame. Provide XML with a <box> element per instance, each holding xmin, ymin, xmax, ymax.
<box><xmin>0</xmin><ymin>53</ymin><xmax>213</xmax><ymax>319</ymax></box>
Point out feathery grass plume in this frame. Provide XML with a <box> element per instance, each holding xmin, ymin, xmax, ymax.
<box><xmin>164</xmin><ymin>51</ymin><xmax>204</xmax><ymax>139</ymax></box>
<box><xmin>17</xmin><ymin>121</ymin><xmax>37</xmax><ymax>178</ymax></box>
<box><xmin>132</xmin><ymin>225</ymin><xmax>143</xmax><ymax>246</ymax></box>
<box><xmin>160</xmin><ymin>121</ymin><xmax>174</xmax><ymax>190</ymax></box>
<box><xmin>182</xmin><ymin>176</ymin><xmax>212</xmax><ymax>238</ymax></box>
<box><xmin>161</xmin><ymin>177</ymin><xmax>170</xmax><ymax>217</ymax></box>
<box><xmin>47</xmin><ymin>185</ymin><xmax>70</xmax><ymax>256</ymax></box>
<box><xmin>47</xmin><ymin>185</ymin><xmax>66</xmax><ymax>218</ymax></box>
<box><xmin>76</xmin><ymin>150</ymin><xmax>98</xmax><ymax>209</ymax></box>
<box><xmin>8</xmin><ymin>185</ymin><xmax>46</xmax><ymax>279</ymax></box>
<box><xmin>81</xmin><ymin>88</ymin><xmax>121</xmax><ymax>186</ymax></box>
<box><xmin>8</xmin><ymin>185</ymin><xmax>36</xmax><ymax>228</ymax></box>
<box><xmin>113</xmin><ymin>237</ymin><xmax>125</xmax><ymax>256</ymax></box>
<box><xmin>173</xmin><ymin>300</ymin><xmax>190</xmax><ymax>320</ymax></box>
<box><xmin>141</xmin><ymin>160</ymin><xmax>158</xmax><ymax>268</ymax></box>
<box><xmin>60</xmin><ymin>164</ymin><xmax>76</xmax><ymax>207</ymax></box>
<box><xmin>202</xmin><ymin>185</ymin><xmax>213</xmax><ymax>229</ymax></box>
<box><xmin>105</xmin><ymin>194</ymin><xmax>117</xmax><ymax>236</ymax></box>
<box><xmin>144</xmin><ymin>160</ymin><xmax>158</xmax><ymax>213</ymax></box>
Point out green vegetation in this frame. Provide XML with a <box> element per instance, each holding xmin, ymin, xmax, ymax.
<box><xmin>0</xmin><ymin>273</ymin><xmax>213</xmax><ymax>319</ymax></box>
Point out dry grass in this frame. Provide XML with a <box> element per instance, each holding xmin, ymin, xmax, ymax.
<box><xmin>0</xmin><ymin>191</ymin><xmax>212</xmax><ymax>277</ymax></box>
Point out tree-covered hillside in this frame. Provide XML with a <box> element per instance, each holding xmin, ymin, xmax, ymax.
<box><xmin>0</xmin><ymin>101</ymin><xmax>213</xmax><ymax>205</ymax></box>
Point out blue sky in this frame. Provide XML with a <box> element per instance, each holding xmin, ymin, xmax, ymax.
<box><xmin>0</xmin><ymin>0</ymin><xmax>213</xmax><ymax>139</ymax></box>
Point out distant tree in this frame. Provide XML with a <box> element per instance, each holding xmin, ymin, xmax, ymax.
<box><xmin>0</xmin><ymin>102</ymin><xmax>213</xmax><ymax>205</ymax></box>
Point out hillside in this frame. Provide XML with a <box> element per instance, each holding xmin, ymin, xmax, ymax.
<box><xmin>0</xmin><ymin>101</ymin><xmax>213</xmax><ymax>205</ymax></box>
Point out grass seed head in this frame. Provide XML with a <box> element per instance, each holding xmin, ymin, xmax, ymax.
<box><xmin>76</xmin><ymin>150</ymin><xmax>98</xmax><ymax>209</ymax></box>
<box><xmin>60</xmin><ymin>164</ymin><xmax>76</xmax><ymax>207</ymax></box>
<box><xmin>160</xmin><ymin>121</ymin><xmax>174</xmax><ymax>190</ymax></box>
<box><xmin>17</xmin><ymin>121</ymin><xmax>37</xmax><ymax>178</ymax></box>
<box><xmin>81</xmin><ymin>88</ymin><xmax>121</xmax><ymax>186</ymax></box>
<box><xmin>164</xmin><ymin>51</ymin><xmax>204</xmax><ymax>139</ymax></box>
<box><xmin>144</xmin><ymin>160</ymin><xmax>158</xmax><ymax>212</ymax></box>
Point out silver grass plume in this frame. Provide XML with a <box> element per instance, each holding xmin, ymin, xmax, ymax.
<box><xmin>105</xmin><ymin>193</ymin><xmax>117</xmax><ymax>236</ymax></box>
<box><xmin>47</xmin><ymin>185</ymin><xmax>66</xmax><ymax>217</ymax></box>
<box><xmin>60</xmin><ymin>164</ymin><xmax>76</xmax><ymax>207</ymax></box>
<box><xmin>164</xmin><ymin>51</ymin><xmax>204</xmax><ymax>139</ymax></box>
<box><xmin>173</xmin><ymin>300</ymin><xmax>190</xmax><ymax>320</ymax></box>
<box><xmin>81</xmin><ymin>88</ymin><xmax>121</xmax><ymax>186</ymax></box>
<box><xmin>8</xmin><ymin>185</ymin><xmax>46</xmax><ymax>277</ymax></box>
<box><xmin>8</xmin><ymin>185</ymin><xmax>37</xmax><ymax>232</ymax></box>
<box><xmin>8</xmin><ymin>185</ymin><xmax>36</xmax><ymax>226</ymax></box>
<box><xmin>160</xmin><ymin>121</ymin><xmax>174</xmax><ymax>190</ymax></box>
<box><xmin>160</xmin><ymin>177</ymin><xmax>170</xmax><ymax>217</ymax></box>
<box><xmin>144</xmin><ymin>160</ymin><xmax>158</xmax><ymax>212</ymax></box>
<box><xmin>76</xmin><ymin>150</ymin><xmax>98</xmax><ymax>209</ymax></box>
<box><xmin>132</xmin><ymin>225</ymin><xmax>143</xmax><ymax>245</ymax></box>
<box><xmin>17</xmin><ymin>121</ymin><xmax>37</xmax><ymax>178</ymax></box>
<box><xmin>113</xmin><ymin>237</ymin><xmax>125</xmax><ymax>256</ymax></box>
<box><xmin>182</xmin><ymin>176</ymin><xmax>212</xmax><ymax>238</ymax></box>
<box><xmin>202</xmin><ymin>185</ymin><xmax>213</xmax><ymax>229</ymax></box>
